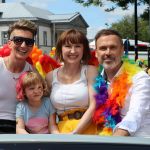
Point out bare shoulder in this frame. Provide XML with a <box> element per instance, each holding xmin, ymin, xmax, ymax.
<box><xmin>45</xmin><ymin>70</ymin><xmax>54</xmax><ymax>88</ymax></box>
<box><xmin>45</xmin><ymin>70</ymin><xmax>53</xmax><ymax>82</ymax></box>
<box><xmin>87</xmin><ymin>65</ymin><xmax>98</xmax><ymax>75</ymax></box>
<box><xmin>86</xmin><ymin>65</ymin><xmax>98</xmax><ymax>79</ymax></box>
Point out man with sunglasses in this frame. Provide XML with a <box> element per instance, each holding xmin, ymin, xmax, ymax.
<box><xmin>0</xmin><ymin>19</ymin><xmax>37</xmax><ymax>133</ymax></box>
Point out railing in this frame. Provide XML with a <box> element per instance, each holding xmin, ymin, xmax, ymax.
<box><xmin>0</xmin><ymin>134</ymin><xmax>149</xmax><ymax>150</ymax></box>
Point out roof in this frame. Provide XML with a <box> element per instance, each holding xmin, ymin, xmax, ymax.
<box><xmin>0</xmin><ymin>2</ymin><xmax>53</xmax><ymax>20</ymax></box>
<box><xmin>49</xmin><ymin>12</ymin><xmax>89</xmax><ymax>27</ymax></box>
<box><xmin>0</xmin><ymin>2</ymin><xmax>88</xmax><ymax>27</ymax></box>
<box><xmin>49</xmin><ymin>13</ymin><xmax>79</xmax><ymax>22</ymax></box>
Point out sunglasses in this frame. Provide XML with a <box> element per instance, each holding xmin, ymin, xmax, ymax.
<box><xmin>11</xmin><ymin>36</ymin><xmax>35</xmax><ymax>47</ymax></box>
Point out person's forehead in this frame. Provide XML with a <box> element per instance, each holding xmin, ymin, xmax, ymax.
<box><xmin>98</xmin><ymin>35</ymin><xmax>120</xmax><ymax>41</ymax></box>
<box><xmin>96</xmin><ymin>35</ymin><xmax>121</xmax><ymax>45</ymax></box>
<box><xmin>11</xmin><ymin>29</ymin><xmax>33</xmax><ymax>38</ymax></box>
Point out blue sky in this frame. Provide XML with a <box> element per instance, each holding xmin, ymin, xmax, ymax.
<box><xmin>6</xmin><ymin>0</ymin><xmax>146</xmax><ymax>39</ymax></box>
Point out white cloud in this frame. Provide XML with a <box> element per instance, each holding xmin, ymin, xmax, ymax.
<box><xmin>87</xmin><ymin>27</ymin><xmax>103</xmax><ymax>40</ymax></box>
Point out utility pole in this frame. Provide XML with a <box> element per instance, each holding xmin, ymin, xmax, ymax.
<box><xmin>134</xmin><ymin>0</ymin><xmax>138</xmax><ymax>61</ymax></box>
<box><xmin>148</xmin><ymin>0</ymin><xmax>150</xmax><ymax>67</ymax></box>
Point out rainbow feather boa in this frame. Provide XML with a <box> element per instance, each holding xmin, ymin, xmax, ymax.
<box><xmin>93</xmin><ymin>61</ymin><xmax>142</xmax><ymax>136</ymax></box>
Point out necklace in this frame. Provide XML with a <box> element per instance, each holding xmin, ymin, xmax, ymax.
<box><xmin>12</xmin><ymin>72</ymin><xmax>20</xmax><ymax>80</ymax></box>
<box><xmin>93</xmin><ymin>62</ymin><xmax>142</xmax><ymax>136</ymax></box>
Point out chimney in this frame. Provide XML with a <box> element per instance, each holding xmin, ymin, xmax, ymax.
<box><xmin>0</xmin><ymin>0</ymin><xmax>5</xmax><ymax>3</ymax></box>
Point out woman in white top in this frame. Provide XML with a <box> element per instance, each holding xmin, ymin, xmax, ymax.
<box><xmin>46</xmin><ymin>29</ymin><xmax>98</xmax><ymax>134</ymax></box>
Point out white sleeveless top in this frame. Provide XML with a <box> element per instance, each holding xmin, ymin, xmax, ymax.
<box><xmin>0</xmin><ymin>57</ymin><xmax>33</xmax><ymax>121</ymax></box>
<box><xmin>50</xmin><ymin>65</ymin><xmax>89</xmax><ymax>115</ymax></box>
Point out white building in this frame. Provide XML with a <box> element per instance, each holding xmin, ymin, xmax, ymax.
<box><xmin>0</xmin><ymin>1</ymin><xmax>89</xmax><ymax>53</ymax></box>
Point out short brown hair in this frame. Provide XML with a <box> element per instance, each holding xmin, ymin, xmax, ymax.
<box><xmin>8</xmin><ymin>19</ymin><xmax>37</xmax><ymax>38</ymax></box>
<box><xmin>95</xmin><ymin>29</ymin><xmax>123</xmax><ymax>48</ymax></box>
<box><xmin>56</xmin><ymin>29</ymin><xmax>91</xmax><ymax>64</ymax></box>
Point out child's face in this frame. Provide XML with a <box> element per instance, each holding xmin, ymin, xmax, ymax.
<box><xmin>24</xmin><ymin>83</ymin><xmax>43</xmax><ymax>102</ymax></box>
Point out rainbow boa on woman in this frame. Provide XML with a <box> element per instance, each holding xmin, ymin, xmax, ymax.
<box><xmin>93</xmin><ymin>61</ymin><xmax>142</xmax><ymax>136</ymax></box>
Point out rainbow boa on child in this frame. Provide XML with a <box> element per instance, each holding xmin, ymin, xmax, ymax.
<box><xmin>93</xmin><ymin>61</ymin><xmax>142</xmax><ymax>136</ymax></box>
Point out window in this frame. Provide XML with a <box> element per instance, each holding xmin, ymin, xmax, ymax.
<box><xmin>43</xmin><ymin>31</ymin><xmax>47</xmax><ymax>46</ymax></box>
<box><xmin>1</xmin><ymin>31</ymin><xmax>8</xmax><ymax>45</ymax></box>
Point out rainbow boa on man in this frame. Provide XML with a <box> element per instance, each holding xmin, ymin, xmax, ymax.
<box><xmin>93</xmin><ymin>61</ymin><xmax>142</xmax><ymax>135</ymax></box>
<box><xmin>93</xmin><ymin>29</ymin><xmax>150</xmax><ymax>137</ymax></box>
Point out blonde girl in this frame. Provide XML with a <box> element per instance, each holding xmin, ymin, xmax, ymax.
<box><xmin>16</xmin><ymin>71</ymin><xmax>58</xmax><ymax>134</ymax></box>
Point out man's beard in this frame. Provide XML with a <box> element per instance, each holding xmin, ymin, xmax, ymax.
<box><xmin>102</xmin><ymin>58</ymin><xmax>122</xmax><ymax>71</ymax></box>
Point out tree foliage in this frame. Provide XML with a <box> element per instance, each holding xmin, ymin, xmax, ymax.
<box><xmin>74</xmin><ymin>0</ymin><xmax>149</xmax><ymax>20</ymax></box>
<box><xmin>110</xmin><ymin>15</ymin><xmax>150</xmax><ymax>42</ymax></box>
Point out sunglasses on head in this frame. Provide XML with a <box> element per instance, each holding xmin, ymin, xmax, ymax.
<box><xmin>11</xmin><ymin>36</ymin><xmax>35</xmax><ymax>47</ymax></box>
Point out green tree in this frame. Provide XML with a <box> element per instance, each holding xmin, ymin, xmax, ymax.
<box><xmin>110</xmin><ymin>15</ymin><xmax>150</xmax><ymax>42</ymax></box>
<box><xmin>74</xmin><ymin>0</ymin><xmax>149</xmax><ymax>20</ymax></box>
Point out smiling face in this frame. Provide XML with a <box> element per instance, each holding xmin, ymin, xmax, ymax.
<box><xmin>96</xmin><ymin>35</ymin><xmax>124</xmax><ymax>72</ymax></box>
<box><xmin>62</xmin><ymin>43</ymin><xmax>84</xmax><ymax>64</ymax></box>
<box><xmin>24</xmin><ymin>83</ymin><xmax>43</xmax><ymax>102</ymax></box>
<box><xmin>56</xmin><ymin>29</ymin><xmax>91</xmax><ymax>64</ymax></box>
<box><xmin>8</xmin><ymin>29</ymin><xmax>34</xmax><ymax>61</ymax></box>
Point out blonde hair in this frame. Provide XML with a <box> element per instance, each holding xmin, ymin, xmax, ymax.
<box><xmin>16</xmin><ymin>71</ymin><xmax>48</xmax><ymax>101</ymax></box>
